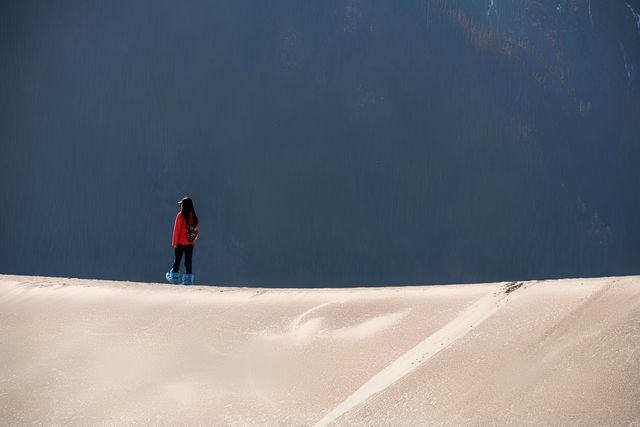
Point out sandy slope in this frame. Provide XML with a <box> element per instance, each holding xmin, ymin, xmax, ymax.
<box><xmin>0</xmin><ymin>274</ymin><xmax>638</xmax><ymax>426</ymax></box>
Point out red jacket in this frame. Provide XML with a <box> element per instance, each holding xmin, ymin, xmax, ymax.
<box><xmin>172</xmin><ymin>212</ymin><xmax>198</xmax><ymax>247</ymax></box>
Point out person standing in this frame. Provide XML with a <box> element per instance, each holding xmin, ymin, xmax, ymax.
<box><xmin>166</xmin><ymin>197</ymin><xmax>199</xmax><ymax>285</ymax></box>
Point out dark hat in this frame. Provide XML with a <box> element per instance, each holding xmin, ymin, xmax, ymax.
<box><xmin>178</xmin><ymin>196</ymin><xmax>191</xmax><ymax>204</ymax></box>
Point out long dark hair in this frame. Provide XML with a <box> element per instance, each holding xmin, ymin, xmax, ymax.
<box><xmin>180</xmin><ymin>197</ymin><xmax>199</xmax><ymax>226</ymax></box>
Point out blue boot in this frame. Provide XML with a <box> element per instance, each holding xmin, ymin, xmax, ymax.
<box><xmin>181</xmin><ymin>274</ymin><xmax>194</xmax><ymax>285</ymax></box>
<box><xmin>166</xmin><ymin>270</ymin><xmax>182</xmax><ymax>284</ymax></box>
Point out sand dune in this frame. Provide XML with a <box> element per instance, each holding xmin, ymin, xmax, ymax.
<box><xmin>1</xmin><ymin>274</ymin><xmax>638</xmax><ymax>425</ymax></box>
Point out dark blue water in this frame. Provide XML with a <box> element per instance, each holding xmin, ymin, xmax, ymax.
<box><xmin>1</xmin><ymin>1</ymin><xmax>639</xmax><ymax>287</ymax></box>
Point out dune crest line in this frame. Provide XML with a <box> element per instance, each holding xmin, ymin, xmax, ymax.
<box><xmin>313</xmin><ymin>283</ymin><xmax>525</xmax><ymax>427</ymax></box>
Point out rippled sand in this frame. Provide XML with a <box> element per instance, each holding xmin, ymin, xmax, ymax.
<box><xmin>1</xmin><ymin>274</ymin><xmax>638</xmax><ymax>426</ymax></box>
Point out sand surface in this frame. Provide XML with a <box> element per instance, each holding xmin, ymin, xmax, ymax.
<box><xmin>1</xmin><ymin>274</ymin><xmax>638</xmax><ymax>426</ymax></box>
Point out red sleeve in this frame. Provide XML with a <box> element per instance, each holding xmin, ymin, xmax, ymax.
<box><xmin>172</xmin><ymin>213</ymin><xmax>183</xmax><ymax>247</ymax></box>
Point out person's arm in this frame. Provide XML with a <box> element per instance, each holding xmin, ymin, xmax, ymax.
<box><xmin>171</xmin><ymin>214</ymin><xmax>183</xmax><ymax>247</ymax></box>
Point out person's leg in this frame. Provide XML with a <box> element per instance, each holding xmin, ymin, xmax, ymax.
<box><xmin>172</xmin><ymin>245</ymin><xmax>184</xmax><ymax>273</ymax></box>
<box><xmin>184</xmin><ymin>245</ymin><xmax>194</xmax><ymax>275</ymax></box>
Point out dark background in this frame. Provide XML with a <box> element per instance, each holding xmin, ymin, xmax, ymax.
<box><xmin>1</xmin><ymin>0</ymin><xmax>639</xmax><ymax>287</ymax></box>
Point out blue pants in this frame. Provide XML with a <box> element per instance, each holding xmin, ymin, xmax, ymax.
<box><xmin>172</xmin><ymin>244</ymin><xmax>194</xmax><ymax>274</ymax></box>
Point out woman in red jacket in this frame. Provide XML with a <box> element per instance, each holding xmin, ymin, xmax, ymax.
<box><xmin>166</xmin><ymin>197</ymin><xmax>199</xmax><ymax>285</ymax></box>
